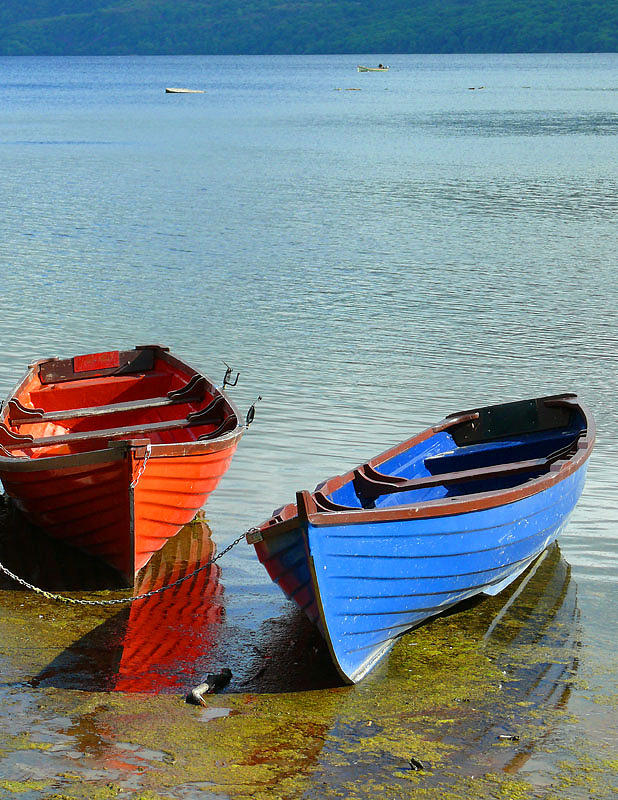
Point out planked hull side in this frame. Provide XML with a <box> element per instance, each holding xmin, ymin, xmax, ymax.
<box><xmin>132</xmin><ymin>443</ymin><xmax>239</xmax><ymax>570</ymax></box>
<box><xmin>0</xmin><ymin>438</ymin><xmax>240</xmax><ymax>583</ymax></box>
<box><xmin>0</xmin><ymin>453</ymin><xmax>134</xmax><ymax>581</ymax></box>
<box><xmin>306</xmin><ymin>461</ymin><xmax>588</xmax><ymax>682</ymax></box>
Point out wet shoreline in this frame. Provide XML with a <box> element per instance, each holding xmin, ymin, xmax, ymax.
<box><xmin>1</xmin><ymin>507</ymin><xmax>616</xmax><ymax>799</ymax></box>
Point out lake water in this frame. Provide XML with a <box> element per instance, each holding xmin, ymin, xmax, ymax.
<box><xmin>0</xmin><ymin>53</ymin><xmax>616</xmax><ymax>799</ymax></box>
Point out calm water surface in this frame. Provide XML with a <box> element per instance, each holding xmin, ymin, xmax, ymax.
<box><xmin>0</xmin><ymin>54</ymin><xmax>616</xmax><ymax>799</ymax></box>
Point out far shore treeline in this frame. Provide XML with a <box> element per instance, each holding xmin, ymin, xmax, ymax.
<box><xmin>1</xmin><ymin>0</ymin><xmax>616</xmax><ymax>55</ymax></box>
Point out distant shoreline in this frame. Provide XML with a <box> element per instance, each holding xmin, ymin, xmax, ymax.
<box><xmin>1</xmin><ymin>0</ymin><xmax>616</xmax><ymax>57</ymax></box>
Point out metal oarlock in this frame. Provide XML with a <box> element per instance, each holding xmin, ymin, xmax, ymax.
<box><xmin>222</xmin><ymin>361</ymin><xmax>240</xmax><ymax>389</ymax></box>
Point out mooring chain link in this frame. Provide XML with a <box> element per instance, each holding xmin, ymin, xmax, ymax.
<box><xmin>130</xmin><ymin>442</ymin><xmax>152</xmax><ymax>488</ymax></box>
<box><xmin>0</xmin><ymin>528</ymin><xmax>254</xmax><ymax>606</ymax></box>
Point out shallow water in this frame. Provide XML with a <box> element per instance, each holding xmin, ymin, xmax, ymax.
<box><xmin>0</xmin><ymin>53</ymin><xmax>616</xmax><ymax>798</ymax></box>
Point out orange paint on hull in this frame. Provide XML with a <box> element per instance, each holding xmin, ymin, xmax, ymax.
<box><xmin>132</xmin><ymin>444</ymin><xmax>239</xmax><ymax>570</ymax></box>
<box><xmin>0</xmin><ymin>346</ymin><xmax>245</xmax><ymax>584</ymax></box>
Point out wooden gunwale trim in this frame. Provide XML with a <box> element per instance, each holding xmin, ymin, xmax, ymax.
<box><xmin>0</xmin><ymin>346</ymin><xmax>244</xmax><ymax>464</ymax></box>
<box><xmin>0</xmin><ymin>428</ymin><xmax>244</xmax><ymax>472</ymax></box>
<box><xmin>257</xmin><ymin>398</ymin><xmax>595</xmax><ymax>537</ymax></box>
<box><xmin>302</xmin><ymin>440</ymin><xmax>593</xmax><ymax>527</ymax></box>
<box><xmin>132</xmin><ymin>428</ymin><xmax>244</xmax><ymax>458</ymax></box>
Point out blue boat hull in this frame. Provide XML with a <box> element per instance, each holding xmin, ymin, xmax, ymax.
<box><xmin>305</xmin><ymin>461</ymin><xmax>587</xmax><ymax>681</ymax></box>
<box><xmin>251</xmin><ymin>394</ymin><xmax>594</xmax><ymax>683</ymax></box>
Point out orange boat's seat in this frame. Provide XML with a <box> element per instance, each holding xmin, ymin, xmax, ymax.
<box><xmin>0</xmin><ymin>396</ymin><xmax>236</xmax><ymax>451</ymax></box>
<box><xmin>7</xmin><ymin>375</ymin><xmax>209</xmax><ymax>425</ymax></box>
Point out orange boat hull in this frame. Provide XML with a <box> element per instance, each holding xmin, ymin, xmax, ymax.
<box><xmin>0</xmin><ymin>346</ymin><xmax>245</xmax><ymax>584</ymax></box>
<box><xmin>132</xmin><ymin>444</ymin><xmax>239</xmax><ymax>572</ymax></box>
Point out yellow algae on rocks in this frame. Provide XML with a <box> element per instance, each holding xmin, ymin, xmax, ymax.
<box><xmin>0</xmin><ymin>780</ymin><xmax>53</xmax><ymax>794</ymax></box>
<box><xmin>2</xmin><ymin>542</ymin><xmax>613</xmax><ymax>800</ymax></box>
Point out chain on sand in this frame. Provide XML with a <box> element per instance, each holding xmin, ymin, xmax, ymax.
<box><xmin>0</xmin><ymin>530</ymin><xmax>251</xmax><ymax>606</ymax></box>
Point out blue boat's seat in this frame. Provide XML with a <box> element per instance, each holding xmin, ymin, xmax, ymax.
<box><xmin>423</xmin><ymin>429</ymin><xmax>582</xmax><ymax>475</ymax></box>
<box><xmin>352</xmin><ymin>434</ymin><xmax>584</xmax><ymax>505</ymax></box>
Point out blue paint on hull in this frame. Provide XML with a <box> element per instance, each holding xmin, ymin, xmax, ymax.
<box><xmin>253</xmin><ymin>394</ymin><xmax>594</xmax><ymax>683</ymax></box>
<box><xmin>307</xmin><ymin>462</ymin><xmax>588</xmax><ymax>682</ymax></box>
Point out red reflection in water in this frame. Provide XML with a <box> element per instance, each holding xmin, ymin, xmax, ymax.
<box><xmin>112</xmin><ymin>515</ymin><xmax>224</xmax><ymax>692</ymax></box>
<box><xmin>3</xmin><ymin>508</ymin><xmax>227</xmax><ymax>694</ymax></box>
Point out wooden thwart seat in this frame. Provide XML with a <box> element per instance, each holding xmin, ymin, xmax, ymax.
<box><xmin>305</xmin><ymin>439</ymin><xmax>583</xmax><ymax>514</ymax></box>
<box><xmin>285</xmin><ymin>430</ymin><xmax>589</xmax><ymax>515</ymax></box>
<box><xmin>352</xmin><ymin>435</ymin><xmax>584</xmax><ymax>503</ymax></box>
<box><xmin>7</xmin><ymin>374</ymin><xmax>209</xmax><ymax>425</ymax></box>
<box><xmin>423</xmin><ymin>429</ymin><xmax>581</xmax><ymax>472</ymax></box>
<box><xmin>0</xmin><ymin>395</ymin><xmax>236</xmax><ymax>450</ymax></box>
<box><xmin>353</xmin><ymin>458</ymin><xmax>549</xmax><ymax>501</ymax></box>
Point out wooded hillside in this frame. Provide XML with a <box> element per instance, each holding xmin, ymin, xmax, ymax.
<box><xmin>1</xmin><ymin>0</ymin><xmax>615</xmax><ymax>55</ymax></box>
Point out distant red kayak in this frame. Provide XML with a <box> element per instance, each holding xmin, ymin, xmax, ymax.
<box><xmin>0</xmin><ymin>345</ymin><xmax>246</xmax><ymax>584</ymax></box>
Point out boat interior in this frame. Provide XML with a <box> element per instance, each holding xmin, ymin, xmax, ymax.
<box><xmin>0</xmin><ymin>349</ymin><xmax>239</xmax><ymax>458</ymax></box>
<box><xmin>322</xmin><ymin>396</ymin><xmax>588</xmax><ymax>511</ymax></box>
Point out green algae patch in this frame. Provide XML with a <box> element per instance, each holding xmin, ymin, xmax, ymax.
<box><xmin>90</xmin><ymin>689</ymin><xmax>346</xmax><ymax>799</ymax></box>
<box><xmin>0</xmin><ymin>779</ymin><xmax>53</xmax><ymax>794</ymax></box>
<box><xmin>553</xmin><ymin>753</ymin><xmax>618</xmax><ymax>799</ymax></box>
<box><xmin>0</xmin><ymin>542</ymin><xmax>610</xmax><ymax>800</ymax></box>
<box><xmin>44</xmin><ymin>792</ymin><xmax>174</xmax><ymax>800</ymax></box>
<box><xmin>2</xmin><ymin>731</ymin><xmax>54</xmax><ymax>752</ymax></box>
<box><xmin>302</xmin><ymin>770</ymin><xmax>540</xmax><ymax>800</ymax></box>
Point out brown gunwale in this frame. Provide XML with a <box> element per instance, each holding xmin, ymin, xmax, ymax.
<box><xmin>256</xmin><ymin>396</ymin><xmax>595</xmax><ymax>535</ymax></box>
<box><xmin>0</xmin><ymin>346</ymin><xmax>244</xmax><ymax>469</ymax></box>
<box><xmin>0</xmin><ymin>430</ymin><xmax>245</xmax><ymax>472</ymax></box>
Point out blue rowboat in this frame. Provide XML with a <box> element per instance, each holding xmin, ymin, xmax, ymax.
<box><xmin>248</xmin><ymin>394</ymin><xmax>594</xmax><ymax>683</ymax></box>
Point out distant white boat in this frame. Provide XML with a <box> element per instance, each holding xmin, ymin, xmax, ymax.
<box><xmin>165</xmin><ymin>87</ymin><xmax>205</xmax><ymax>94</ymax></box>
<box><xmin>357</xmin><ymin>65</ymin><xmax>389</xmax><ymax>72</ymax></box>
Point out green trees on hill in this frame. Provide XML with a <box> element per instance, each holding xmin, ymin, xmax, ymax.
<box><xmin>0</xmin><ymin>0</ymin><xmax>616</xmax><ymax>55</ymax></box>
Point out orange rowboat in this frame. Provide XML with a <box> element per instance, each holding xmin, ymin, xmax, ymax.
<box><xmin>0</xmin><ymin>345</ymin><xmax>248</xmax><ymax>585</ymax></box>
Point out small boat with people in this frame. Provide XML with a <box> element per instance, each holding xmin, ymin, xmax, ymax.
<box><xmin>357</xmin><ymin>64</ymin><xmax>389</xmax><ymax>72</ymax></box>
<box><xmin>0</xmin><ymin>345</ymin><xmax>250</xmax><ymax>585</ymax></box>
<box><xmin>248</xmin><ymin>393</ymin><xmax>594</xmax><ymax>683</ymax></box>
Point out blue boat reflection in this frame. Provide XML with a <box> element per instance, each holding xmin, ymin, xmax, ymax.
<box><xmin>287</xmin><ymin>542</ymin><xmax>580</xmax><ymax>792</ymax></box>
